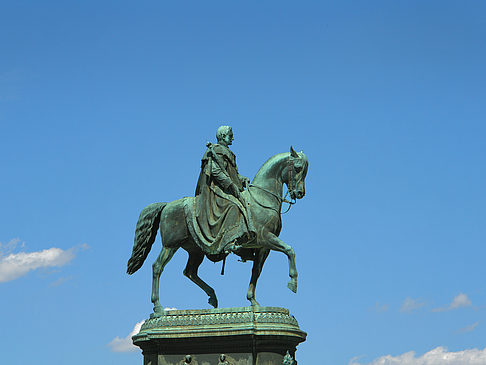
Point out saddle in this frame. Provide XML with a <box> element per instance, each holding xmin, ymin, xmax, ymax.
<box><xmin>183</xmin><ymin>194</ymin><xmax>256</xmax><ymax>260</ymax></box>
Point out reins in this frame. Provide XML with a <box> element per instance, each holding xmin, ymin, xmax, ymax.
<box><xmin>247</xmin><ymin>155</ymin><xmax>297</xmax><ymax>215</ymax></box>
<box><xmin>281</xmin><ymin>190</ymin><xmax>296</xmax><ymax>214</ymax></box>
<box><xmin>221</xmin><ymin>155</ymin><xmax>298</xmax><ymax>275</ymax></box>
<box><xmin>283</xmin><ymin>155</ymin><xmax>297</xmax><ymax>214</ymax></box>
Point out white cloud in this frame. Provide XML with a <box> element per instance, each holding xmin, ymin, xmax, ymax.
<box><xmin>108</xmin><ymin>321</ymin><xmax>145</xmax><ymax>352</ymax></box>
<box><xmin>434</xmin><ymin>293</ymin><xmax>472</xmax><ymax>312</ymax></box>
<box><xmin>349</xmin><ymin>347</ymin><xmax>486</xmax><ymax>365</ymax></box>
<box><xmin>451</xmin><ymin>293</ymin><xmax>472</xmax><ymax>309</ymax></box>
<box><xmin>0</xmin><ymin>245</ymin><xmax>75</xmax><ymax>282</ymax></box>
<box><xmin>400</xmin><ymin>297</ymin><xmax>425</xmax><ymax>312</ymax></box>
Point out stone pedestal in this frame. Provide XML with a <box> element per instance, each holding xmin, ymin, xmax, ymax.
<box><xmin>132</xmin><ymin>306</ymin><xmax>306</xmax><ymax>365</ymax></box>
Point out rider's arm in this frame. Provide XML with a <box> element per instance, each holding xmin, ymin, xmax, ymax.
<box><xmin>210</xmin><ymin>158</ymin><xmax>241</xmax><ymax>198</ymax></box>
<box><xmin>210</xmin><ymin>158</ymin><xmax>233</xmax><ymax>190</ymax></box>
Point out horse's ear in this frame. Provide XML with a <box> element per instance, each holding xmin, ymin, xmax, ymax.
<box><xmin>290</xmin><ymin>146</ymin><xmax>299</xmax><ymax>158</ymax></box>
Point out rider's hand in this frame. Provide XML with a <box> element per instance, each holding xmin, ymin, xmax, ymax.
<box><xmin>241</xmin><ymin>176</ymin><xmax>250</xmax><ymax>188</ymax></box>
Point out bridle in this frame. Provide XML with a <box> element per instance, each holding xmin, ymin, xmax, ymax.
<box><xmin>248</xmin><ymin>155</ymin><xmax>298</xmax><ymax>215</ymax></box>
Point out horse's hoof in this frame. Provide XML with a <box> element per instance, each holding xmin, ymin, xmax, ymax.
<box><xmin>208</xmin><ymin>297</ymin><xmax>218</xmax><ymax>308</ymax></box>
<box><xmin>150</xmin><ymin>304</ymin><xmax>165</xmax><ymax>318</ymax></box>
<box><xmin>287</xmin><ymin>280</ymin><xmax>297</xmax><ymax>293</ymax></box>
<box><xmin>249</xmin><ymin>299</ymin><xmax>260</xmax><ymax>306</ymax></box>
<box><xmin>153</xmin><ymin>303</ymin><xmax>164</xmax><ymax>314</ymax></box>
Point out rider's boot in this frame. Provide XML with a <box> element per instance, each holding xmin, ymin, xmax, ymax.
<box><xmin>224</xmin><ymin>240</ymin><xmax>241</xmax><ymax>254</ymax></box>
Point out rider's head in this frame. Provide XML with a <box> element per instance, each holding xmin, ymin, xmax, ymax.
<box><xmin>216</xmin><ymin>125</ymin><xmax>234</xmax><ymax>147</ymax></box>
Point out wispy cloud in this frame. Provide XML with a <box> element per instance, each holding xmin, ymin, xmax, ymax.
<box><xmin>400</xmin><ymin>297</ymin><xmax>425</xmax><ymax>313</ymax></box>
<box><xmin>0</xmin><ymin>238</ymin><xmax>23</xmax><ymax>255</ymax></box>
<box><xmin>375</xmin><ymin>302</ymin><xmax>389</xmax><ymax>313</ymax></box>
<box><xmin>0</xmin><ymin>239</ymin><xmax>87</xmax><ymax>283</ymax></box>
<box><xmin>50</xmin><ymin>276</ymin><xmax>73</xmax><ymax>287</ymax></box>
<box><xmin>108</xmin><ymin>321</ymin><xmax>145</xmax><ymax>352</ymax></box>
<box><xmin>349</xmin><ymin>346</ymin><xmax>486</xmax><ymax>365</ymax></box>
<box><xmin>433</xmin><ymin>293</ymin><xmax>472</xmax><ymax>312</ymax></box>
<box><xmin>457</xmin><ymin>321</ymin><xmax>479</xmax><ymax>334</ymax></box>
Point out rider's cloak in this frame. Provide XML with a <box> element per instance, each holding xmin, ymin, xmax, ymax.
<box><xmin>185</xmin><ymin>143</ymin><xmax>255</xmax><ymax>256</ymax></box>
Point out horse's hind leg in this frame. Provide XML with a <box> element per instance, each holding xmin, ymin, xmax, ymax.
<box><xmin>152</xmin><ymin>247</ymin><xmax>178</xmax><ymax>314</ymax></box>
<box><xmin>183</xmin><ymin>251</ymin><xmax>218</xmax><ymax>308</ymax></box>
<box><xmin>247</xmin><ymin>248</ymin><xmax>270</xmax><ymax>306</ymax></box>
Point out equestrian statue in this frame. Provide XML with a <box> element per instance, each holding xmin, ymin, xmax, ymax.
<box><xmin>127</xmin><ymin>126</ymin><xmax>309</xmax><ymax>315</ymax></box>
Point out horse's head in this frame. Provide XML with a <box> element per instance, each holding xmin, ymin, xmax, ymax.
<box><xmin>286</xmin><ymin>146</ymin><xmax>309</xmax><ymax>200</ymax></box>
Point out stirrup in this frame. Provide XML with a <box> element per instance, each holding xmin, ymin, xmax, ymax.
<box><xmin>224</xmin><ymin>241</ymin><xmax>240</xmax><ymax>254</ymax></box>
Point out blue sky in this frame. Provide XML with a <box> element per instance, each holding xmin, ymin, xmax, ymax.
<box><xmin>1</xmin><ymin>1</ymin><xmax>485</xmax><ymax>364</ymax></box>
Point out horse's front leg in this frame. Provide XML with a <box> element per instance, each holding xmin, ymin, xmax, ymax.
<box><xmin>262</xmin><ymin>233</ymin><xmax>298</xmax><ymax>293</ymax></box>
<box><xmin>247</xmin><ymin>248</ymin><xmax>270</xmax><ymax>306</ymax></box>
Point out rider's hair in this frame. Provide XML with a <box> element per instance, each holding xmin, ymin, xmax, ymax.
<box><xmin>216</xmin><ymin>125</ymin><xmax>232</xmax><ymax>142</ymax></box>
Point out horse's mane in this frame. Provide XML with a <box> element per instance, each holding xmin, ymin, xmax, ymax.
<box><xmin>254</xmin><ymin>151</ymin><xmax>308</xmax><ymax>179</ymax></box>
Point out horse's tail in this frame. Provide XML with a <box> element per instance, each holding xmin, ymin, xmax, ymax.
<box><xmin>127</xmin><ymin>202</ymin><xmax>167</xmax><ymax>275</ymax></box>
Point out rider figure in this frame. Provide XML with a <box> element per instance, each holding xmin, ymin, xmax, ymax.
<box><xmin>282</xmin><ymin>351</ymin><xmax>295</xmax><ymax>365</ymax></box>
<box><xmin>218</xmin><ymin>354</ymin><xmax>230</xmax><ymax>365</ymax></box>
<box><xmin>194</xmin><ymin>126</ymin><xmax>255</xmax><ymax>255</ymax></box>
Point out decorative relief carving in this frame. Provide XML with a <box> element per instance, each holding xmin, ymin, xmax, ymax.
<box><xmin>282</xmin><ymin>351</ymin><xmax>294</xmax><ymax>365</ymax></box>
<box><xmin>140</xmin><ymin>308</ymin><xmax>300</xmax><ymax>331</ymax></box>
<box><xmin>183</xmin><ymin>355</ymin><xmax>192</xmax><ymax>365</ymax></box>
<box><xmin>218</xmin><ymin>354</ymin><xmax>230</xmax><ymax>365</ymax></box>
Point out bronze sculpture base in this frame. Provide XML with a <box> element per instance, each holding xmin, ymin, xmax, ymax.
<box><xmin>132</xmin><ymin>306</ymin><xmax>306</xmax><ymax>365</ymax></box>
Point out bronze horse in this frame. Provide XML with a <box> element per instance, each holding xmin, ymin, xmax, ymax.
<box><xmin>127</xmin><ymin>147</ymin><xmax>308</xmax><ymax>315</ymax></box>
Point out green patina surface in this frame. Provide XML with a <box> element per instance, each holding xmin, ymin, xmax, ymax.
<box><xmin>132</xmin><ymin>306</ymin><xmax>305</xmax><ymax>365</ymax></box>
<box><xmin>127</xmin><ymin>126</ymin><xmax>309</xmax><ymax>315</ymax></box>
